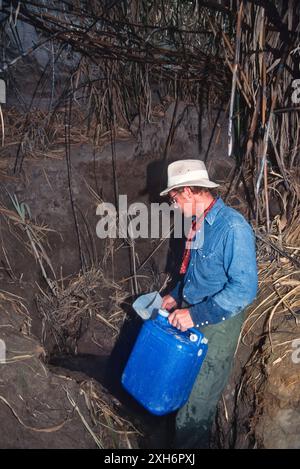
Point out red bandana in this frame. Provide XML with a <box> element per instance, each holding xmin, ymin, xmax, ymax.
<box><xmin>179</xmin><ymin>198</ymin><xmax>217</xmax><ymax>274</ymax></box>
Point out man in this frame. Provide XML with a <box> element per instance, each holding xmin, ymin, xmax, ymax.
<box><xmin>160</xmin><ymin>159</ymin><xmax>258</xmax><ymax>448</ymax></box>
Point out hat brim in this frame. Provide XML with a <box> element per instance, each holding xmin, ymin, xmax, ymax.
<box><xmin>160</xmin><ymin>179</ymin><xmax>220</xmax><ymax>196</ymax></box>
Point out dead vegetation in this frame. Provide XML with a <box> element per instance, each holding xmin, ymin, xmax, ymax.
<box><xmin>37</xmin><ymin>267</ymin><xmax>129</xmax><ymax>354</ymax></box>
<box><xmin>0</xmin><ymin>0</ymin><xmax>299</xmax><ymax>448</ymax></box>
<box><xmin>214</xmin><ymin>214</ymin><xmax>300</xmax><ymax>448</ymax></box>
<box><xmin>0</xmin><ymin>284</ymin><xmax>140</xmax><ymax>449</ymax></box>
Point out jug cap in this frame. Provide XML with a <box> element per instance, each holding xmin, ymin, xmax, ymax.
<box><xmin>158</xmin><ymin>308</ymin><xmax>169</xmax><ymax>318</ymax></box>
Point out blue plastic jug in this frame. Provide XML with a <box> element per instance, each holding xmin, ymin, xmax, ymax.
<box><xmin>121</xmin><ymin>309</ymin><xmax>208</xmax><ymax>415</ymax></box>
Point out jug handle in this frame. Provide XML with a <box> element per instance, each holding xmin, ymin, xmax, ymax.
<box><xmin>158</xmin><ymin>310</ymin><xmax>207</xmax><ymax>345</ymax></box>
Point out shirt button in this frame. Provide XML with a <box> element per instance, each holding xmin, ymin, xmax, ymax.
<box><xmin>203</xmin><ymin>255</ymin><xmax>206</xmax><ymax>258</ymax></box>
<box><xmin>205</xmin><ymin>321</ymin><xmax>208</xmax><ymax>324</ymax></box>
<box><xmin>201</xmin><ymin>322</ymin><xmax>204</xmax><ymax>326</ymax></box>
<box><xmin>196</xmin><ymin>324</ymin><xmax>199</xmax><ymax>327</ymax></box>
<box><xmin>188</xmin><ymin>279</ymin><xmax>190</xmax><ymax>282</ymax></box>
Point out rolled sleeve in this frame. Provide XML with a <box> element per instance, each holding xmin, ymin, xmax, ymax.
<box><xmin>190</xmin><ymin>297</ymin><xmax>231</xmax><ymax>326</ymax></box>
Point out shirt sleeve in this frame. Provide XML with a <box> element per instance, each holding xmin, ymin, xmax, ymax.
<box><xmin>189</xmin><ymin>223</ymin><xmax>258</xmax><ymax>326</ymax></box>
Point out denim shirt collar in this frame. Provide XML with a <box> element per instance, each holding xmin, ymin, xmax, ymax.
<box><xmin>205</xmin><ymin>197</ymin><xmax>225</xmax><ymax>226</ymax></box>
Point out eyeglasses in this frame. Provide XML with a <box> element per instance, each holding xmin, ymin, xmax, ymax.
<box><xmin>169</xmin><ymin>192</ymin><xmax>179</xmax><ymax>205</ymax></box>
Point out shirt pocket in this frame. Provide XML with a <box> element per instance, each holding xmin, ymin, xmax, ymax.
<box><xmin>195</xmin><ymin>247</ymin><xmax>218</xmax><ymax>281</ymax></box>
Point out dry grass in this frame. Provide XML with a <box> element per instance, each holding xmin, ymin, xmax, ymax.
<box><xmin>0</xmin><ymin>106</ymin><xmax>132</xmax><ymax>161</ymax></box>
<box><xmin>78</xmin><ymin>380</ymin><xmax>142</xmax><ymax>449</ymax></box>
<box><xmin>37</xmin><ymin>267</ymin><xmax>129</xmax><ymax>354</ymax></box>
<box><xmin>215</xmin><ymin>1</ymin><xmax>300</xmax><ymax>230</ymax></box>
<box><xmin>239</xmin><ymin>211</ymin><xmax>300</xmax><ymax>350</ymax></box>
<box><xmin>0</xmin><ymin>270</ymin><xmax>139</xmax><ymax>449</ymax></box>
<box><xmin>224</xmin><ymin>212</ymin><xmax>300</xmax><ymax>446</ymax></box>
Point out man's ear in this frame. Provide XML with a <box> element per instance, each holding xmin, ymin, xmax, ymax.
<box><xmin>183</xmin><ymin>186</ymin><xmax>193</xmax><ymax>197</ymax></box>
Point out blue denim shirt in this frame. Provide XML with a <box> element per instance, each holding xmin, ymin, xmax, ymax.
<box><xmin>171</xmin><ymin>197</ymin><xmax>258</xmax><ymax>327</ymax></box>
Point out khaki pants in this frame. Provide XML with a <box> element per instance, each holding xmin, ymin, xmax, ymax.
<box><xmin>173</xmin><ymin>307</ymin><xmax>245</xmax><ymax>449</ymax></box>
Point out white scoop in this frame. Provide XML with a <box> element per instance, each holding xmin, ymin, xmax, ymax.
<box><xmin>132</xmin><ymin>291</ymin><xmax>163</xmax><ymax>320</ymax></box>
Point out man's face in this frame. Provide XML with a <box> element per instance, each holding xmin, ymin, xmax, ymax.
<box><xmin>169</xmin><ymin>187</ymin><xmax>194</xmax><ymax>217</ymax></box>
<box><xmin>169</xmin><ymin>187</ymin><xmax>207</xmax><ymax>218</ymax></box>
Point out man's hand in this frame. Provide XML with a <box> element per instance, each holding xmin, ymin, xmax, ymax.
<box><xmin>168</xmin><ymin>308</ymin><xmax>194</xmax><ymax>332</ymax></box>
<box><xmin>161</xmin><ymin>294</ymin><xmax>177</xmax><ymax>311</ymax></box>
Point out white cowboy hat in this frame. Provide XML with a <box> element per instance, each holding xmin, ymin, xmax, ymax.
<box><xmin>160</xmin><ymin>159</ymin><xmax>219</xmax><ymax>196</ymax></box>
